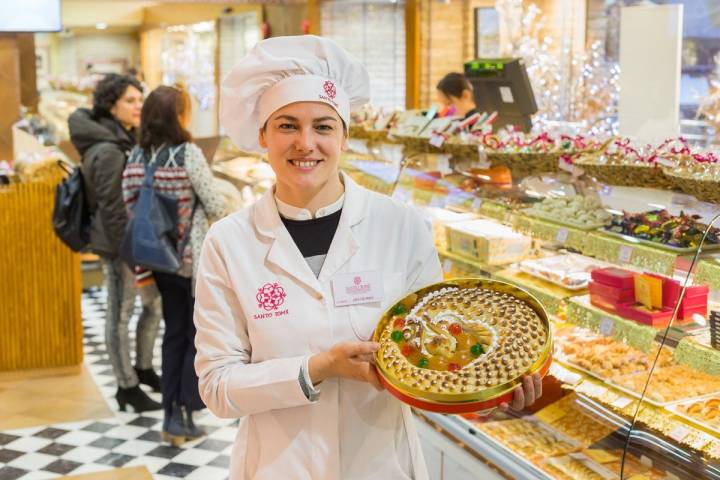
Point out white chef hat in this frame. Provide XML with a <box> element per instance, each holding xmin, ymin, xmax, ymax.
<box><xmin>220</xmin><ymin>35</ymin><xmax>370</xmax><ymax>152</ymax></box>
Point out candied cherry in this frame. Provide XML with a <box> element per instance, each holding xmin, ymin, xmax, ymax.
<box><xmin>470</xmin><ymin>343</ymin><xmax>485</xmax><ymax>357</ymax></box>
<box><xmin>393</xmin><ymin>317</ymin><xmax>405</xmax><ymax>329</ymax></box>
<box><xmin>418</xmin><ymin>358</ymin><xmax>429</xmax><ymax>368</ymax></box>
<box><xmin>448</xmin><ymin>363</ymin><xmax>460</xmax><ymax>372</ymax></box>
<box><xmin>391</xmin><ymin>330</ymin><xmax>403</xmax><ymax>342</ymax></box>
<box><xmin>448</xmin><ymin>323</ymin><xmax>462</xmax><ymax>336</ymax></box>
<box><xmin>401</xmin><ymin>344</ymin><xmax>414</xmax><ymax>357</ymax></box>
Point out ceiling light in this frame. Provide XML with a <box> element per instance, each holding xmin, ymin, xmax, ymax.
<box><xmin>96</xmin><ymin>23</ymin><xmax>107</xmax><ymax>30</ymax></box>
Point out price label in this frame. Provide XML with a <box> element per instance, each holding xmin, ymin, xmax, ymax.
<box><xmin>442</xmin><ymin>259</ymin><xmax>453</xmax><ymax>274</ymax></box>
<box><xmin>471</xmin><ymin>198</ymin><xmax>483</xmax><ymax>211</ymax></box>
<box><xmin>618</xmin><ymin>245</ymin><xmax>634</xmax><ymax>264</ymax></box>
<box><xmin>556</xmin><ymin>228</ymin><xmax>569</xmax><ymax>244</ymax></box>
<box><xmin>610</xmin><ymin>395</ymin><xmax>633</xmax><ymax>409</ymax></box>
<box><xmin>599</xmin><ymin>317</ymin><xmax>615</xmax><ymax>337</ymax></box>
<box><xmin>695</xmin><ymin>432</ymin><xmax>715</xmax><ymax>449</ymax></box>
<box><xmin>429</xmin><ymin>133</ymin><xmax>446</xmax><ymax>148</ymax></box>
<box><xmin>581</xmin><ymin>382</ymin><xmax>608</xmax><ymax>398</ymax></box>
<box><xmin>476</xmin><ymin>146</ymin><xmax>491</xmax><ymax>169</ymax></box>
<box><xmin>668</xmin><ymin>425</ymin><xmax>691</xmax><ymax>443</ymax></box>
<box><xmin>549</xmin><ymin>364</ymin><xmax>582</xmax><ymax>386</ymax></box>
<box><xmin>430</xmin><ymin>195</ymin><xmax>446</xmax><ymax>208</ymax></box>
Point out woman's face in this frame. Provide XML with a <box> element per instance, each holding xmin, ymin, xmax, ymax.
<box><xmin>111</xmin><ymin>85</ymin><xmax>143</xmax><ymax>129</ymax></box>
<box><xmin>259</xmin><ymin>101</ymin><xmax>347</xmax><ymax>195</ymax></box>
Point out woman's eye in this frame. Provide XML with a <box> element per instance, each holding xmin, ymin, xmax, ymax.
<box><xmin>315</xmin><ymin>124</ymin><xmax>333</xmax><ymax>132</ymax></box>
<box><xmin>278</xmin><ymin>123</ymin><xmax>297</xmax><ymax>130</ymax></box>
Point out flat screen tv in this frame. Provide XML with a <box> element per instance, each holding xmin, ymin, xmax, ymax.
<box><xmin>0</xmin><ymin>0</ymin><xmax>62</xmax><ymax>33</ymax></box>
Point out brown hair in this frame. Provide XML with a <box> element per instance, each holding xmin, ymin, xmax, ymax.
<box><xmin>139</xmin><ymin>85</ymin><xmax>192</xmax><ymax>150</ymax></box>
<box><xmin>436</xmin><ymin>72</ymin><xmax>473</xmax><ymax>99</ymax></box>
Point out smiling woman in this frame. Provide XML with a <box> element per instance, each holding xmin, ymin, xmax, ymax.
<box><xmin>194</xmin><ymin>35</ymin><xmax>540</xmax><ymax>480</ymax></box>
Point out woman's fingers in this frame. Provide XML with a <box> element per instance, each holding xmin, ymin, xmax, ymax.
<box><xmin>342</xmin><ymin>341</ymin><xmax>380</xmax><ymax>357</ymax></box>
<box><xmin>523</xmin><ymin>375</ymin><xmax>536</xmax><ymax>408</ymax></box>
<box><xmin>533</xmin><ymin>373</ymin><xmax>543</xmax><ymax>400</ymax></box>
<box><xmin>511</xmin><ymin>384</ymin><xmax>525</xmax><ymax>410</ymax></box>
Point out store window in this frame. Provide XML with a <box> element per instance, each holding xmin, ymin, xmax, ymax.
<box><xmin>321</xmin><ymin>0</ymin><xmax>406</xmax><ymax>110</ymax></box>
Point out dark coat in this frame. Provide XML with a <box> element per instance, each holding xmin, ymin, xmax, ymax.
<box><xmin>68</xmin><ymin>108</ymin><xmax>136</xmax><ymax>258</ymax></box>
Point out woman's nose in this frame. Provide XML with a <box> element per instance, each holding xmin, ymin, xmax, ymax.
<box><xmin>294</xmin><ymin>128</ymin><xmax>314</xmax><ymax>153</ymax></box>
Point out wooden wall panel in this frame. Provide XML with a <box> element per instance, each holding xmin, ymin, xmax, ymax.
<box><xmin>0</xmin><ymin>183</ymin><xmax>83</xmax><ymax>371</ymax></box>
<box><xmin>0</xmin><ymin>34</ymin><xmax>21</xmax><ymax>162</ymax></box>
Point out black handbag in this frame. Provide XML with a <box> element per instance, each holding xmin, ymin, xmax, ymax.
<box><xmin>52</xmin><ymin>160</ymin><xmax>91</xmax><ymax>252</ymax></box>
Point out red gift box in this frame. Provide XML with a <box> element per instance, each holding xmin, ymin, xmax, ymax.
<box><xmin>590</xmin><ymin>295</ymin><xmax>621</xmax><ymax>314</ymax></box>
<box><xmin>616</xmin><ymin>303</ymin><xmax>675</xmax><ymax>327</ymax></box>
<box><xmin>591</xmin><ymin>267</ymin><xmax>636</xmax><ymax>289</ymax></box>
<box><xmin>589</xmin><ymin>281</ymin><xmax>636</xmax><ymax>304</ymax></box>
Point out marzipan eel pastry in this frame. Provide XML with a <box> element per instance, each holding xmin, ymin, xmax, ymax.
<box><xmin>373</xmin><ymin>278</ymin><xmax>552</xmax><ymax>413</ymax></box>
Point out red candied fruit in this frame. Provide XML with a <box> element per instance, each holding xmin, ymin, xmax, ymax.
<box><xmin>393</xmin><ymin>317</ymin><xmax>405</xmax><ymax>329</ymax></box>
<box><xmin>448</xmin><ymin>323</ymin><xmax>462</xmax><ymax>336</ymax></box>
<box><xmin>401</xmin><ymin>344</ymin><xmax>414</xmax><ymax>357</ymax></box>
<box><xmin>448</xmin><ymin>363</ymin><xmax>460</xmax><ymax>372</ymax></box>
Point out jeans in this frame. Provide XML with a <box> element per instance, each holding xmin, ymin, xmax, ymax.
<box><xmin>153</xmin><ymin>271</ymin><xmax>205</xmax><ymax>412</ymax></box>
<box><xmin>101</xmin><ymin>257</ymin><xmax>162</xmax><ymax>388</ymax></box>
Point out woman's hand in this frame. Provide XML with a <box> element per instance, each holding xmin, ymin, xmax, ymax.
<box><xmin>308</xmin><ymin>341</ymin><xmax>384</xmax><ymax>390</ymax></box>
<box><xmin>499</xmin><ymin>373</ymin><xmax>543</xmax><ymax>411</ymax></box>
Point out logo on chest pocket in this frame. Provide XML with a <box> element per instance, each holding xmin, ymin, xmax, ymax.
<box><xmin>254</xmin><ymin>283</ymin><xmax>289</xmax><ymax>319</ymax></box>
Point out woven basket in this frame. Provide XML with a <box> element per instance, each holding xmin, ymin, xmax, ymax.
<box><xmin>664</xmin><ymin>171</ymin><xmax>720</xmax><ymax>204</ymax></box>
<box><xmin>575</xmin><ymin>154</ymin><xmax>676</xmax><ymax>190</ymax></box>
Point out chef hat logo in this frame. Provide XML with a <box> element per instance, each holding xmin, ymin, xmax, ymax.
<box><xmin>323</xmin><ymin>80</ymin><xmax>337</xmax><ymax>100</ymax></box>
<box><xmin>354</xmin><ymin>276</ymin><xmax>362</xmax><ymax>285</ymax></box>
<box><xmin>256</xmin><ymin>282</ymin><xmax>287</xmax><ymax>311</ymax></box>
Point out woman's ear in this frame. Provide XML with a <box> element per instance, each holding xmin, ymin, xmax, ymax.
<box><xmin>341</xmin><ymin>128</ymin><xmax>349</xmax><ymax>152</ymax></box>
<box><xmin>258</xmin><ymin>127</ymin><xmax>267</xmax><ymax>148</ymax></box>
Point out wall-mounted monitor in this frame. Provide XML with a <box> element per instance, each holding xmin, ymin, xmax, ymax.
<box><xmin>0</xmin><ymin>0</ymin><xmax>61</xmax><ymax>33</ymax></box>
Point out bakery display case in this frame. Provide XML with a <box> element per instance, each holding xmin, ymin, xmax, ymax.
<box><xmin>343</xmin><ymin>112</ymin><xmax>720</xmax><ymax>479</ymax></box>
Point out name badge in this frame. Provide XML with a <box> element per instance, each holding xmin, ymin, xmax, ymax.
<box><xmin>331</xmin><ymin>271</ymin><xmax>384</xmax><ymax>307</ymax></box>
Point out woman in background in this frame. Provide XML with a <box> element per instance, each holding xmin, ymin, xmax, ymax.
<box><xmin>122</xmin><ymin>85</ymin><xmax>226</xmax><ymax>444</ymax></box>
<box><xmin>436</xmin><ymin>72</ymin><xmax>478</xmax><ymax>119</ymax></box>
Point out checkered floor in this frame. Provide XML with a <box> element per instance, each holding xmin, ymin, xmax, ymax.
<box><xmin>0</xmin><ymin>288</ymin><xmax>236</xmax><ymax>480</ymax></box>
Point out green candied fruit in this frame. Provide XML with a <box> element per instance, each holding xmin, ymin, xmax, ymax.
<box><xmin>391</xmin><ymin>304</ymin><xmax>408</xmax><ymax>315</ymax></box>
<box><xmin>417</xmin><ymin>358</ymin><xmax>429</xmax><ymax>368</ymax></box>
<box><xmin>470</xmin><ymin>343</ymin><xmax>485</xmax><ymax>357</ymax></box>
<box><xmin>391</xmin><ymin>330</ymin><xmax>403</xmax><ymax>342</ymax></box>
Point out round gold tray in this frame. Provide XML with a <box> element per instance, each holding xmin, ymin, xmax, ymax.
<box><xmin>373</xmin><ymin>278</ymin><xmax>553</xmax><ymax>412</ymax></box>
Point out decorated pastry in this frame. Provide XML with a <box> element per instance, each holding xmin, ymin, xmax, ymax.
<box><xmin>677</xmin><ymin>397</ymin><xmax>720</xmax><ymax>428</ymax></box>
<box><xmin>374</xmin><ymin>279</ymin><xmax>552</xmax><ymax>413</ymax></box>
<box><xmin>614</xmin><ymin>365</ymin><xmax>720</xmax><ymax>403</ymax></box>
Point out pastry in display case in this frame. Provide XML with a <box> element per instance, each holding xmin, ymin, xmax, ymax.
<box><xmin>344</xmin><ymin>115</ymin><xmax>720</xmax><ymax>479</ymax></box>
<box><xmin>605</xmin><ymin>209</ymin><xmax>720</xmax><ymax>252</ymax></box>
<box><xmin>445</xmin><ymin>219</ymin><xmax>532</xmax><ymax>265</ymax></box>
<box><xmin>519</xmin><ymin>254</ymin><xmax>609</xmax><ymax>291</ymax></box>
<box><xmin>374</xmin><ymin>279</ymin><xmax>552</xmax><ymax>413</ymax></box>
<box><xmin>523</xmin><ymin>196</ymin><xmax>612</xmax><ymax>230</ymax></box>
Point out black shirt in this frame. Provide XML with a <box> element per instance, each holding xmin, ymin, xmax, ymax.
<box><xmin>281</xmin><ymin>209</ymin><xmax>342</xmax><ymax>277</ymax></box>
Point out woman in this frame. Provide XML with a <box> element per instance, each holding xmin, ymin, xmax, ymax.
<box><xmin>69</xmin><ymin>74</ymin><xmax>162</xmax><ymax>413</ymax></box>
<box><xmin>436</xmin><ymin>72</ymin><xmax>478</xmax><ymax>119</ymax></box>
<box><xmin>122</xmin><ymin>85</ymin><xmax>226</xmax><ymax>443</ymax></box>
<box><xmin>194</xmin><ymin>36</ymin><xmax>541</xmax><ymax>480</ymax></box>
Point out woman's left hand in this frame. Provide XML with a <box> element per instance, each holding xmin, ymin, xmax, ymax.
<box><xmin>499</xmin><ymin>373</ymin><xmax>543</xmax><ymax>411</ymax></box>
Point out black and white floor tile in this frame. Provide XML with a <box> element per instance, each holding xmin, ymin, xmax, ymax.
<box><xmin>0</xmin><ymin>288</ymin><xmax>235</xmax><ymax>480</ymax></box>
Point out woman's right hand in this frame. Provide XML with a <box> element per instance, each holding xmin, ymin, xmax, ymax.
<box><xmin>308</xmin><ymin>341</ymin><xmax>384</xmax><ymax>390</ymax></box>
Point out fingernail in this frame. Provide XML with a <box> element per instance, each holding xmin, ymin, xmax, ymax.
<box><xmin>371</xmin><ymin>342</ymin><xmax>380</xmax><ymax>350</ymax></box>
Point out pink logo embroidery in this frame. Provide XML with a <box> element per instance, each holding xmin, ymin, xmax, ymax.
<box><xmin>354</xmin><ymin>276</ymin><xmax>362</xmax><ymax>285</ymax></box>
<box><xmin>256</xmin><ymin>283</ymin><xmax>287</xmax><ymax>311</ymax></box>
<box><xmin>323</xmin><ymin>81</ymin><xmax>337</xmax><ymax>100</ymax></box>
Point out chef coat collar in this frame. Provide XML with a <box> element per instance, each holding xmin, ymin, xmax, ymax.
<box><xmin>275</xmin><ymin>193</ymin><xmax>345</xmax><ymax>221</ymax></box>
<box><xmin>254</xmin><ymin>172</ymin><xmax>366</xmax><ymax>239</ymax></box>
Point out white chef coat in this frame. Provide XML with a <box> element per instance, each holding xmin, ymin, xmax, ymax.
<box><xmin>194</xmin><ymin>172</ymin><xmax>443</xmax><ymax>480</ymax></box>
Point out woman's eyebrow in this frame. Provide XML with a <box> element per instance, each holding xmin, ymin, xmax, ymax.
<box><xmin>273</xmin><ymin>114</ymin><xmax>299</xmax><ymax>122</ymax></box>
<box><xmin>313</xmin><ymin>116</ymin><xmax>338</xmax><ymax>123</ymax></box>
